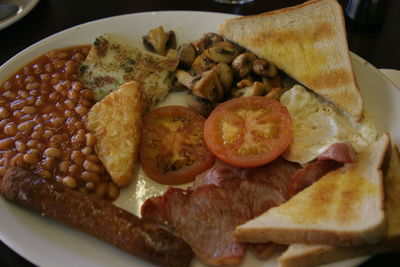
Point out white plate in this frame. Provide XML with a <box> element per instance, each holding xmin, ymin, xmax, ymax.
<box><xmin>380</xmin><ymin>69</ymin><xmax>400</xmax><ymax>88</ymax></box>
<box><xmin>0</xmin><ymin>11</ymin><xmax>399</xmax><ymax>267</ymax></box>
<box><xmin>0</xmin><ymin>0</ymin><xmax>40</xmax><ymax>30</ymax></box>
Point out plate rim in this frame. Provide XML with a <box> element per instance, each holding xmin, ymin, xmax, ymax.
<box><xmin>0</xmin><ymin>10</ymin><xmax>398</xmax><ymax>267</ymax></box>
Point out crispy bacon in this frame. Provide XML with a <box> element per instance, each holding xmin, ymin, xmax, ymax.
<box><xmin>317</xmin><ymin>142</ymin><xmax>356</xmax><ymax>163</ymax></box>
<box><xmin>287</xmin><ymin>142</ymin><xmax>356</xmax><ymax>196</ymax></box>
<box><xmin>141</xmin><ymin>158</ymin><xmax>300</xmax><ymax>265</ymax></box>
<box><xmin>141</xmin><ymin>143</ymin><xmax>356</xmax><ymax>265</ymax></box>
<box><xmin>287</xmin><ymin>160</ymin><xmax>341</xmax><ymax>196</ymax></box>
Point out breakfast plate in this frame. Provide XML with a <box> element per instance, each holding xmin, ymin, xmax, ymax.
<box><xmin>0</xmin><ymin>0</ymin><xmax>40</xmax><ymax>30</ymax></box>
<box><xmin>0</xmin><ymin>11</ymin><xmax>399</xmax><ymax>267</ymax></box>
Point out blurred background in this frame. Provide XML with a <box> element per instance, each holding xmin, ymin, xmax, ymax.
<box><xmin>0</xmin><ymin>0</ymin><xmax>399</xmax><ymax>69</ymax></box>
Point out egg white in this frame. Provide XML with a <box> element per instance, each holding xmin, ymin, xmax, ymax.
<box><xmin>280</xmin><ymin>85</ymin><xmax>377</xmax><ymax>164</ymax></box>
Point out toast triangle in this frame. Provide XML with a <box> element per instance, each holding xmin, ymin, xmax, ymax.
<box><xmin>219</xmin><ymin>0</ymin><xmax>363</xmax><ymax>121</ymax></box>
<box><xmin>277</xmin><ymin>141</ymin><xmax>400</xmax><ymax>267</ymax></box>
<box><xmin>233</xmin><ymin>134</ymin><xmax>390</xmax><ymax>247</ymax></box>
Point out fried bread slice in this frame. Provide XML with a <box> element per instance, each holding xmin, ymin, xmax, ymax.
<box><xmin>80</xmin><ymin>34</ymin><xmax>178</xmax><ymax>110</ymax></box>
<box><xmin>277</xmin><ymin>141</ymin><xmax>400</xmax><ymax>267</ymax></box>
<box><xmin>86</xmin><ymin>81</ymin><xmax>143</xmax><ymax>187</ymax></box>
<box><xmin>219</xmin><ymin>0</ymin><xmax>363</xmax><ymax>121</ymax></box>
<box><xmin>233</xmin><ymin>134</ymin><xmax>390</xmax><ymax>247</ymax></box>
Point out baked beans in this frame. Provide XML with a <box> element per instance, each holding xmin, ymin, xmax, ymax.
<box><xmin>0</xmin><ymin>46</ymin><xmax>119</xmax><ymax>200</ymax></box>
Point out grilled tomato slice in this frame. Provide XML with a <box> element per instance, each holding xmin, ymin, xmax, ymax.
<box><xmin>140</xmin><ymin>105</ymin><xmax>215</xmax><ymax>185</ymax></box>
<box><xmin>204</xmin><ymin>96</ymin><xmax>293</xmax><ymax>168</ymax></box>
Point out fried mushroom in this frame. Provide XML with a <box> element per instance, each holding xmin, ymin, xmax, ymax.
<box><xmin>186</xmin><ymin>94</ymin><xmax>215</xmax><ymax>117</ymax></box>
<box><xmin>204</xmin><ymin>41</ymin><xmax>239</xmax><ymax>64</ymax></box>
<box><xmin>143</xmin><ymin>26</ymin><xmax>176</xmax><ymax>56</ymax></box>
<box><xmin>191</xmin><ymin>53</ymin><xmax>216</xmax><ymax>75</ymax></box>
<box><xmin>214</xmin><ymin>63</ymin><xmax>233</xmax><ymax>93</ymax></box>
<box><xmin>262</xmin><ymin>76</ymin><xmax>283</xmax><ymax>92</ymax></box>
<box><xmin>265</xmin><ymin>87</ymin><xmax>287</xmax><ymax>99</ymax></box>
<box><xmin>232</xmin><ymin>52</ymin><xmax>257</xmax><ymax>78</ymax></box>
<box><xmin>192</xmin><ymin>68</ymin><xmax>224</xmax><ymax>102</ymax></box>
<box><xmin>192</xmin><ymin>32</ymin><xmax>223</xmax><ymax>54</ymax></box>
<box><xmin>252</xmin><ymin>59</ymin><xmax>278</xmax><ymax>77</ymax></box>
<box><xmin>178</xmin><ymin>44</ymin><xmax>196</xmax><ymax>68</ymax></box>
<box><xmin>233</xmin><ymin>81</ymin><xmax>266</xmax><ymax>98</ymax></box>
<box><xmin>176</xmin><ymin>70</ymin><xmax>196</xmax><ymax>89</ymax></box>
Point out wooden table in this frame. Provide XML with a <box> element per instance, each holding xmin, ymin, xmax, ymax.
<box><xmin>1</xmin><ymin>0</ymin><xmax>399</xmax><ymax>266</ymax></box>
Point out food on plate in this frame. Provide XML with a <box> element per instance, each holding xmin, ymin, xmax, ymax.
<box><xmin>167</xmin><ymin>31</ymin><xmax>286</xmax><ymax>117</ymax></box>
<box><xmin>0</xmin><ymin>46</ymin><xmax>120</xmax><ymax>199</ymax></box>
<box><xmin>142</xmin><ymin>26</ymin><xmax>177</xmax><ymax>56</ymax></box>
<box><xmin>79</xmin><ymin>34</ymin><xmax>179</xmax><ymax>109</ymax></box>
<box><xmin>203</xmin><ymin>96</ymin><xmax>293</xmax><ymax>168</ymax></box>
<box><xmin>1</xmin><ymin>1</ymin><xmax>399</xmax><ymax>266</ymax></box>
<box><xmin>141</xmin><ymin>158</ymin><xmax>300</xmax><ymax>265</ymax></box>
<box><xmin>219</xmin><ymin>0</ymin><xmax>364</xmax><ymax>121</ymax></box>
<box><xmin>278</xmin><ymin>142</ymin><xmax>400</xmax><ymax>267</ymax></box>
<box><xmin>286</xmin><ymin>142</ymin><xmax>356</xmax><ymax>196</ymax></box>
<box><xmin>280</xmin><ymin>85</ymin><xmax>377</xmax><ymax>164</ymax></box>
<box><xmin>86</xmin><ymin>81</ymin><xmax>143</xmax><ymax>187</ymax></box>
<box><xmin>234</xmin><ymin>134</ymin><xmax>389</xmax><ymax>247</ymax></box>
<box><xmin>139</xmin><ymin>105</ymin><xmax>214</xmax><ymax>185</ymax></box>
<box><xmin>0</xmin><ymin>167</ymin><xmax>194</xmax><ymax>267</ymax></box>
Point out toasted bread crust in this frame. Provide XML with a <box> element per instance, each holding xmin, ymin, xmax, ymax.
<box><xmin>234</xmin><ymin>134</ymin><xmax>390</xmax><ymax>247</ymax></box>
<box><xmin>219</xmin><ymin>0</ymin><xmax>363</xmax><ymax>121</ymax></box>
<box><xmin>277</xmin><ymin>142</ymin><xmax>400</xmax><ymax>267</ymax></box>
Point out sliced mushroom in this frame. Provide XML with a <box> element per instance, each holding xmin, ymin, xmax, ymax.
<box><xmin>233</xmin><ymin>81</ymin><xmax>266</xmax><ymax>98</ymax></box>
<box><xmin>167</xmin><ymin>31</ymin><xmax>177</xmax><ymax>50</ymax></box>
<box><xmin>265</xmin><ymin>87</ymin><xmax>287</xmax><ymax>99</ymax></box>
<box><xmin>192</xmin><ymin>68</ymin><xmax>224</xmax><ymax>102</ymax></box>
<box><xmin>204</xmin><ymin>41</ymin><xmax>239</xmax><ymax>64</ymax></box>
<box><xmin>237</xmin><ymin>78</ymin><xmax>253</xmax><ymax>88</ymax></box>
<box><xmin>252</xmin><ymin>59</ymin><xmax>278</xmax><ymax>77</ymax></box>
<box><xmin>192</xmin><ymin>32</ymin><xmax>223</xmax><ymax>54</ymax></box>
<box><xmin>176</xmin><ymin>69</ymin><xmax>196</xmax><ymax>89</ymax></box>
<box><xmin>262</xmin><ymin>76</ymin><xmax>282</xmax><ymax>92</ymax></box>
<box><xmin>143</xmin><ymin>26</ymin><xmax>176</xmax><ymax>56</ymax></box>
<box><xmin>232</xmin><ymin>52</ymin><xmax>257</xmax><ymax>78</ymax></box>
<box><xmin>178</xmin><ymin>44</ymin><xmax>196</xmax><ymax>68</ymax></box>
<box><xmin>214</xmin><ymin>63</ymin><xmax>233</xmax><ymax>92</ymax></box>
<box><xmin>186</xmin><ymin>94</ymin><xmax>215</xmax><ymax>117</ymax></box>
<box><xmin>206</xmin><ymin>33</ymin><xmax>224</xmax><ymax>47</ymax></box>
<box><xmin>170</xmin><ymin>80</ymin><xmax>187</xmax><ymax>91</ymax></box>
<box><xmin>191</xmin><ymin>53</ymin><xmax>216</xmax><ymax>75</ymax></box>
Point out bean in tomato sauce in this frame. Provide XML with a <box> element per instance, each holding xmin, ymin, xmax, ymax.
<box><xmin>0</xmin><ymin>46</ymin><xmax>119</xmax><ymax>200</ymax></box>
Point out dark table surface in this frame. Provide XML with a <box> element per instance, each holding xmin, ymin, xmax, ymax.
<box><xmin>0</xmin><ymin>0</ymin><xmax>399</xmax><ymax>266</ymax></box>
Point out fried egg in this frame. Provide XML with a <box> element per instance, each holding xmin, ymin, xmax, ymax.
<box><xmin>280</xmin><ymin>85</ymin><xmax>377</xmax><ymax>164</ymax></box>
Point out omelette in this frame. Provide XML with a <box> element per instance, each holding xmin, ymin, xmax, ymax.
<box><xmin>79</xmin><ymin>34</ymin><xmax>178</xmax><ymax>110</ymax></box>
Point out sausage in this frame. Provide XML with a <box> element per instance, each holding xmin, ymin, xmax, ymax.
<box><xmin>0</xmin><ymin>167</ymin><xmax>193</xmax><ymax>267</ymax></box>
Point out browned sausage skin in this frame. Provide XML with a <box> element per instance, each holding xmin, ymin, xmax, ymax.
<box><xmin>0</xmin><ymin>167</ymin><xmax>194</xmax><ymax>267</ymax></box>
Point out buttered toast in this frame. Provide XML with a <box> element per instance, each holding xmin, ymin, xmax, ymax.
<box><xmin>219</xmin><ymin>0</ymin><xmax>363</xmax><ymax>121</ymax></box>
<box><xmin>86</xmin><ymin>81</ymin><xmax>143</xmax><ymax>187</ymax></box>
<box><xmin>233</xmin><ymin>134</ymin><xmax>390</xmax><ymax>247</ymax></box>
<box><xmin>277</xmin><ymin>142</ymin><xmax>400</xmax><ymax>267</ymax></box>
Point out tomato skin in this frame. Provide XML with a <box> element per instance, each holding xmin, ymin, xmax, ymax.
<box><xmin>204</xmin><ymin>96</ymin><xmax>293</xmax><ymax>168</ymax></box>
<box><xmin>140</xmin><ymin>105</ymin><xmax>215</xmax><ymax>185</ymax></box>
